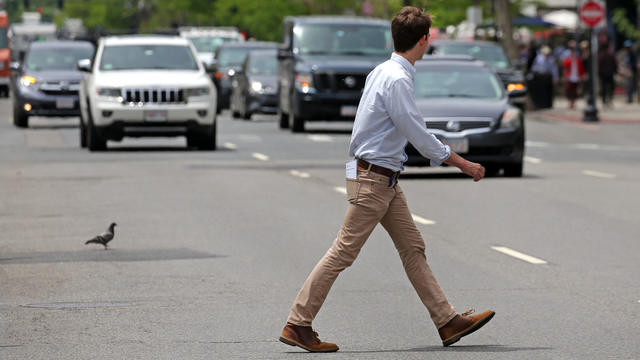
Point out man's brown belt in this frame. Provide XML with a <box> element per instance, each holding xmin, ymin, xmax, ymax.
<box><xmin>357</xmin><ymin>158</ymin><xmax>400</xmax><ymax>177</ymax></box>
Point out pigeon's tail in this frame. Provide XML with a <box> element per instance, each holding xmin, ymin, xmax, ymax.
<box><xmin>85</xmin><ymin>237</ymin><xmax>101</xmax><ymax>245</ymax></box>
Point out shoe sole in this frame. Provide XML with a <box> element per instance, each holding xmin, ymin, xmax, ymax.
<box><xmin>442</xmin><ymin>311</ymin><xmax>495</xmax><ymax>347</ymax></box>
<box><xmin>279</xmin><ymin>336</ymin><xmax>339</xmax><ymax>353</ymax></box>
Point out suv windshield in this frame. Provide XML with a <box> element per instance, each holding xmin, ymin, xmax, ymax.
<box><xmin>415</xmin><ymin>66</ymin><xmax>503</xmax><ymax>100</ymax></box>
<box><xmin>294</xmin><ymin>24</ymin><xmax>392</xmax><ymax>56</ymax></box>
<box><xmin>216</xmin><ymin>48</ymin><xmax>252</xmax><ymax>67</ymax></box>
<box><xmin>433</xmin><ymin>44</ymin><xmax>510</xmax><ymax>69</ymax></box>
<box><xmin>247</xmin><ymin>55</ymin><xmax>277</xmax><ymax>76</ymax></box>
<box><xmin>99</xmin><ymin>45</ymin><xmax>199</xmax><ymax>71</ymax></box>
<box><xmin>190</xmin><ymin>36</ymin><xmax>237</xmax><ymax>53</ymax></box>
<box><xmin>25</xmin><ymin>46</ymin><xmax>94</xmax><ymax>71</ymax></box>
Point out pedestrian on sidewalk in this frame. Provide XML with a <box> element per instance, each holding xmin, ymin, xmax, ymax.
<box><xmin>279</xmin><ymin>6</ymin><xmax>495</xmax><ymax>353</ymax></box>
<box><xmin>598</xmin><ymin>43</ymin><xmax>618</xmax><ymax>107</ymax></box>
<box><xmin>621</xmin><ymin>40</ymin><xmax>638</xmax><ymax>103</ymax></box>
<box><xmin>562</xmin><ymin>45</ymin><xmax>586</xmax><ymax>109</ymax></box>
<box><xmin>528</xmin><ymin>45</ymin><xmax>558</xmax><ymax>109</ymax></box>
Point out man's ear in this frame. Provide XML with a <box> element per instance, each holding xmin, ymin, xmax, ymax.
<box><xmin>419</xmin><ymin>34</ymin><xmax>428</xmax><ymax>45</ymax></box>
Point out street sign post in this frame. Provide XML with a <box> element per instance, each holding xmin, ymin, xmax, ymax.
<box><xmin>579</xmin><ymin>0</ymin><xmax>605</xmax><ymax>122</ymax></box>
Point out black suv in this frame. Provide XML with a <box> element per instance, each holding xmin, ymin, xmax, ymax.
<box><xmin>277</xmin><ymin>16</ymin><xmax>392</xmax><ymax>132</ymax></box>
<box><xmin>427</xmin><ymin>40</ymin><xmax>526</xmax><ymax>111</ymax></box>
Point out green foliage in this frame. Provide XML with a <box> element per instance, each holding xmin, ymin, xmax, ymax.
<box><xmin>612</xmin><ymin>0</ymin><xmax>640</xmax><ymax>40</ymax></box>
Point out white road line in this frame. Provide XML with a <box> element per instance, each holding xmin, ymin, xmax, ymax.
<box><xmin>582</xmin><ymin>170</ymin><xmax>616</xmax><ymax>179</ymax></box>
<box><xmin>412</xmin><ymin>214</ymin><xmax>436</xmax><ymax>225</ymax></box>
<box><xmin>525</xmin><ymin>141</ymin><xmax>550</xmax><ymax>148</ymax></box>
<box><xmin>334</xmin><ymin>186</ymin><xmax>347</xmax><ymax>195</ymax></box>
<box><xmin>290</xmin><ymin>170</ymin><xmax>310</xmax><ymax>178</ymax></box>
<box><xmin>307</xmin><ymin>135</ymin><xmax>333</xmax><ymax>142</ymax></box>
<box><xmin>524</xmin><ymin>156</ymin><xmax>542</xmax><ymax>164</ymax></box>
<box><xmin>491</xmin><ymin>246</ymin><xmax>548</xmax><ymax>265</ymax></box>
<box><xmin>223</xmin><ymin>142</ymin><xmax>237</xmax><ymax>150</ymax></box>
<box><xmin>252</xmin><ymin>152</ymin><xmax>270</xmax><ymax>161</ymax></box>
<box><xmin>574</xmin><ymin>143</ymin><xmax>601</xmax><ymax>150</ymax></box>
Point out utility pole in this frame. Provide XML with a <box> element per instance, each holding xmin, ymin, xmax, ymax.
<box><xmin>494</xmin><ymin>0</ymin><xmax>518</xmax><ymax>63</ymax></box>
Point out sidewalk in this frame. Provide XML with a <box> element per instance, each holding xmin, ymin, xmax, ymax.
<box><xmin>528</xmin><ymin>95</ymin><xmax>640</xmax><ymax>124</ymax></box>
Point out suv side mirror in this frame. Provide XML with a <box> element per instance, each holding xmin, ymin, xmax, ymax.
<box><xmin>77</xmin><ymin>58</ymin><xmax>92</xmax><ymax>72</ymax></box>
<box><xmin>278</xmin><ymin>46</ymin><xmax>292</xmax><ymax>60</ymax></box>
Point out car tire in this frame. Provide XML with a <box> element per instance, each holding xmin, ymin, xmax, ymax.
<box><xmin>289</xmin><ymin>111</ymin><xmax>305</xmax><ymax>133</ymax></box>
<box><xmin>484</xmin><ymin>164</ymin><xmax>500</xmax><ymax>177</ymax></box>
<box><xmin>503</xmin><ymin>162</ymin><xmax>523</xmax><ymax>177</ymax></box>
<box><xmin>79</xmin><ymin>119</ymin><xmax>87</xmax><ymax>148</ymax></box>
<box><xmin>87</xmin><ymin>113</ymin><xmax>107</xmax><ymax>152</ymax></box>
<box><xmin>12</xmin><ymin>102</ymin><xmax>29</xmax><ymax>128</ymax></box>
<box><xmin>278</xmin><ymin>108</ymin><xmax>289</xmax><ymax>129</ymax></box>
<box><xmin>242</xmin><ymin>110</ymin><xmax>251</xmax><ymax>120</ymax></box>
<box><xmin>188</xmin><ymin>122</ymin><xmax>217</xmax><ymax>151</ymax></box>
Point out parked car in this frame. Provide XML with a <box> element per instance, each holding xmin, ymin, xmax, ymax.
<box><xmin>404</xmin><ymin>56</ymin><xmax>526</xmax><ymax>177</ymax></box>
<box><xmin>230</xmin><ymin>49</ymin><xmax>278</xmax><ymax>119</ymax></box>
<box><xmin>212</xmin><ymin>41</ymin><xmax>277</xmax><ymax>112</ymax></box>
<box><xmin>179</xmin><ymin>26</ymin><xmax>244</xmax><ymax>67</ymax></box>
<box><xmin>277</xmin><ymin>16</ymin><xmax>392</xmax><ymax>132</ymax></box>
<box><xmin>77</xmin><ymin>35</ymin><xmax>217</xmax><ymax>151</ymax></box>
<box><xmin>10</xmin><ymin>40</ymin><xmax>94</xmax><ymax>128</ymax></box>
<box><xmin>426</xmin><ymin>40</ymin><xmax>526</xmax><ymax>111</ymax></box>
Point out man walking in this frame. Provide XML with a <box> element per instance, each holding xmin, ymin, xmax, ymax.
<box><xmin>279</xmin><ymin>7</ymin><xmax>495</xmax><ymax>353</ymax></box>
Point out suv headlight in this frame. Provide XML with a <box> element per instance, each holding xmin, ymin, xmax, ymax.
<box><xmin>500</xmin><ymin>108</ymin><xmax>522</xmax><ymax>129</ymax></box>
<box><xmin>186</xmin><ymin>87</ymin><xmax>210</xmax><ymax>97</ymax></box>
<box><xmin>250</xmin><ymin>81</ymin><xmax>263</xmax><ymax>93</ymax></box>
<box><xmin>20</xmin><ymin>75</ymin><xmax>37</xmax><ymax>87</ymax></box>
<box><xmin>295</xmin><ymin>73</ymin><xmax>315</xmax><ymax>94</ymax></box>
<box><xmin>97</xmin><ymin>88</ymin><xmax>122</xmax><ymax>97</ymax></box>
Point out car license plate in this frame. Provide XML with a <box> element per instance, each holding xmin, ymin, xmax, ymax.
<box><xmin>441</xmin><ymin>138</ymin><xmax>469</xmax><ymax>154</ymax></box>
<box><xmin>340</xmin><ymin>105</ymin><xmax>357</xmax><ymax>117</ymax></box>
<box><xmin>144</xmin><ymin>110</ymin><xmax>167</xmax><ymax>122</ymax></box>
<box><xmin>56</xmin><ymin>99</ymin><xmax>74</xmax><ymax>109</ymax></box>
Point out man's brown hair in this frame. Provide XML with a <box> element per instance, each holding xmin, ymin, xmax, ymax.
<box><xmin>391</xmin><ymin>6</ymin><xmax>432</xmax><ymax>53</ymax></box>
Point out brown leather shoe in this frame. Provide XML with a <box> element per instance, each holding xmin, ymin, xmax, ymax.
<box><xmin>279</xmin><ymin>322</ymin><xmax>339</xmax><ymax>352</ymax></box>
<box><xmin>438</xmin><ymin>309</ymin><xmax>495</xmax><ymax>347</ymax></box>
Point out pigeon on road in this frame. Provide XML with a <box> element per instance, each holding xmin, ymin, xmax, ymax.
<box><xmin>85</xmin><ymin>222</ymin><xmax>117</xmax><ymax>250</ymax></box>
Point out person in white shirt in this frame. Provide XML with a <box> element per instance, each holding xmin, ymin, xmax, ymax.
<box><xmin>279</xmin><ymin>7</ymin><xmax>494</xmax><ymax>353</ymax></box>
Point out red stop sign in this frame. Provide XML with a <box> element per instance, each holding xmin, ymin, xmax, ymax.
<box><xmin>580</xmin><ymin>1</ymin><xmax>605</xmax><ymax>28</ymax></box>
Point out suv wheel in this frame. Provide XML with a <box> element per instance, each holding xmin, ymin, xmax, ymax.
<box><xmin>503</xmin><ymin>162</ymin><xmax>523</xmax><ymax>177</ymax></box>
<box><xmin>13</xmin><ymin>102</ymin><xmax>29</xmax><ymax>128</ymax></box>
<box><xmin>187</xmin><ymin>122</ymin><xmax>217</xmax><ymax>150</ymax></box>
<box><xmin>87</xmin><ymin>115</ymin><xmax>107</xmax><ymax>151</ymax></box>
<box><xmin>289</xmin><ymin>111</ymin><xmax>305</xmax><ymax>133</ymax></box>
<box><xmin>278</xmin><ymin>108</ymin><xmax>289</xmax><ymax>129</ymax></box>
<box><xmin>79</xmin><ymin>98</ymin><xmax>89</xmax><ymax>148</ymax></box>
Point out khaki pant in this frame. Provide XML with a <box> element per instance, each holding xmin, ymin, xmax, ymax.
<box><xmin>288</xmin><ymin>168</ymin><xmax>456</xmax><ymax>329</ymax></box>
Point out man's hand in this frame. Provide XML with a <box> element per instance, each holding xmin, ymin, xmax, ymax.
<box><xmin>444</xmin><ymin>151</ymin><xmax>485</xmax><ymax>182</ymax></box>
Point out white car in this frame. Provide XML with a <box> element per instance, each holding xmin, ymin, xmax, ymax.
<box><xmin>178</xmin><ymin>27</ymin><xmax>244</xmax><ymax>67</ymax></box>
<box><xmin>78</xmin><ymin>35</ymin><xmax>217</xmax><ymax>151</ymax></box>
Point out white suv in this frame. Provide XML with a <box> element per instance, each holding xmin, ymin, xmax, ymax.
<box><xmin>78</xmin><ymin>35</ymin><xmax>217</xmax><ymax>151</ymax></box>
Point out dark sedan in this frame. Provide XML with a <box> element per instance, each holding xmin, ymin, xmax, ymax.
<box><xmin>230</xmin><ymin>49</ymin><xmax>278</xmax><ymax>119</ymax></box>
<box><xmin>426</xmin><ymin>40</ymin><xmax>526</xmax><ymax>111</ymax></box>
<box><xmin>10</xmin><ymin>40</ymin><xmax>95</xmax><ymax>128</ymax></box>
<box><xmin>212</xmin><ymin>41</ymin><xmax>277</xmax><ymax>112</ymax></box>
<box><xmin>405</xmin><ymin>56</ymin><xmax>526</xmax><ymax>177</ymax></box>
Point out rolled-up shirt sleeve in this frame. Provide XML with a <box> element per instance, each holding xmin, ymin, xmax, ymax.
<box><xmin>385</xmin><ymin>78</ymin><xmax>451</xmax><ymax>166</ymax></box>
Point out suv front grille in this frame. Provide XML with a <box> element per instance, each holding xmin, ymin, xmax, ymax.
<box><xmin>313</xmin><ymin>73</ymin><xmax>366</xmax><ymax>93</ymax></box>
<box><xmin>122</xmin><ymin>88</ymin><xmax>185</xmax><ymax>105</ymax></box>
<box><xmin>40</xmin><ymin>80</ymin><xmax>81</xmax><ymax>95</ymax></box>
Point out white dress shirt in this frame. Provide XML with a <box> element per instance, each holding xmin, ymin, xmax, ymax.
<box><xmin>349</xmin><ymin>52</ymin><xmax>451</xmax><ymax>171</ymax></box>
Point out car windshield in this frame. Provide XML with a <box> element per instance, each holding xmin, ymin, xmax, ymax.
<box><xmin>434</xmin><ymin>44</ymin><xmax>510</xmax><ymax>69</ymax></box>
<box><xmin>415</xmin><ymin>66</ymin><xmax>504</xmax><ymax>100</ymax></box>
<box><xmin>294</xmin><ymin>24</ymin><xmax>392</xmax><ymax>56</ymax></box>
<box><xmin>217</xmin><ymin>48</ymin><xmax>254</xmax><ymax>67</ymax></box>
<box><xmin>99</xmin><ymin>45</ymin><xmax>199</xmax><ymax>71</ymax></box>
<box><xmin>247</xmin><ymin>55</ymin><xmax>277</xmax><ymax>76</ymax></box>
<box><xmin>25</xmin><ymin>46</ymin><xmax>94</xmax><ymax>71</ymax></box>
<box><xmin>0</xmin><ymin>28</ymin><xmax>8</xmax><ymax>49</ymax></box>
<box><xmin>189</xmin><ymin>36</ymin><xmax>237</xmax><ymax>53</ymax></box>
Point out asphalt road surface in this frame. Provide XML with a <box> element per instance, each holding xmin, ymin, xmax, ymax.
<box><xmin>1</xmin><ymin>97</ymin><xmax>639</xmax><ymax>359</ymax></box>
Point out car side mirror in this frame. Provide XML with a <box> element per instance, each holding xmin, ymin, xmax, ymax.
<box><xmin>9</xmin><ymin>62</ymin><xmax>20</xmax><ymax>71</ymax></box>
<box><xmin>278</xmin><ymin>47</ymin><xmax>292</xmax><ymax>60</ymax></box>
<box><xmin>77</xmin><ymin>58</ymin><xmax>92</xmax><ymax>72</ymax></box>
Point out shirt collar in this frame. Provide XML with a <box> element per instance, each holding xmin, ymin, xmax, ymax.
<box><xmin>391</xmin><ymin>52</ymin><xmax>415</xmax><ymax>78</ymax></box>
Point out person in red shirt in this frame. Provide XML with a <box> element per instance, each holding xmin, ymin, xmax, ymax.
<box><xmin>562</xmin><ymin>46</ymin><xmax>586</xmax><ymax>109</ymax></box>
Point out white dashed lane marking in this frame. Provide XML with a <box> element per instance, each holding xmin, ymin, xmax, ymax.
<box><xmin>524</xmin><ymin>156</ymin><xmax>542</xmax><ymax>164</ymax></box>
<box><xmin>223</xmin><ymin>142</ymin><xmax>237</xmax><ymax>150</ymax></box>
<box><xmin>582</xmin><ymin>170</ymin><xmax>616</xmax><ymax>179</ymax></box>
<box><xmin>491</xmin><ymin>246</ymin><xmax>548</xmax><ymax>265</ymax></box>
<box><xmin>307</xmin><ymin>135</ymin><xmax>333</xmax><ymax>142</ymax></box>
<box><xmin>334</xmin><ymin>187</ymin><xmax>347</xmax><ymax>195</ymax></box>
<box><xmin>290</xmin><ymin>170</ymin><xmax>310</xmax><ymax>178</ymax></box>
<box><xmin>525</xmin><ymin>141</ymin><xmax>550</xmax><ymax>148</ymax></box>
<box><xmin>252</xmin><ymin>152</ymin><xmax>270</xmax><ymax>161</ymax></box>
<box><xmin>411</xmin><ymin>214</ymin><xmax>436</xmax><ymax>225</ymax></box>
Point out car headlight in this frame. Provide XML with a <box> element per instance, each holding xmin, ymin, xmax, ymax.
<box><xmin>507</xmin><ymin>83</ymin><xmax>525</xmax><ymax>92</ymax></box>
<box><xmin>250</xmin><ymin>81</ymin><xmax>263</xmax><ymax>93</ymax></box>
<box><xmin>295</xmin><ymin>73</ymin><xmax>314</xmax><ymax>93</ymax></box>
<box><xmin>20</xmin><ymin>75</ymin><xmax>37</xmax><ymax>87</ymax></box>
<box><xmin>186</xmin><ymin>87</ymin><xmax>210</xmax><ymax>97</ymax></box>
<box><xmin>97</xmin><ymin>88</ymin><xmax>122</xmax><ymax>97</ymax></box>
<box><xmin>500</xmin><ymin>107</ymin><xmax>522</xmax><ymax>129</ymax></box>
